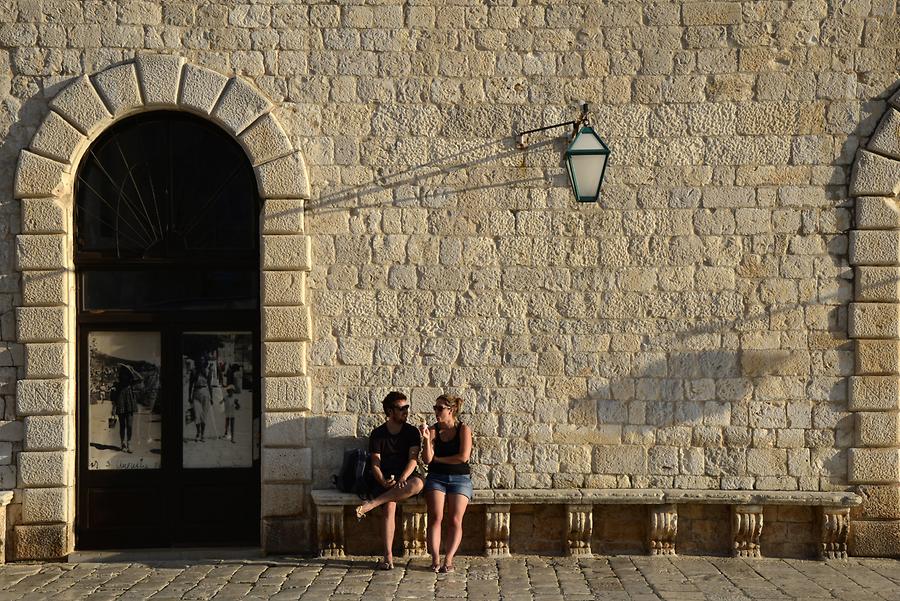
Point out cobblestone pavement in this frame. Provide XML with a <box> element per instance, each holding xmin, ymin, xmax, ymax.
<box><xmin>0</xmin><ymin>556</ymin><xmax>898</xmax><ymax>601</ymax></box>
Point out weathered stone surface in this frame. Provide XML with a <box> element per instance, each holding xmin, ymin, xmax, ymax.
<box><xmin>16</xmin><ymin>379</ymin><xmax>69</xmax><ymax>416</ymax></box>
<box><xmin>262</xmin><ymin>199</ymin><xmax>305</xmax><ymax>235</ymax></box>
<box><xmin>856</xmin><ymin>412</ymin><xmax>900</xmax><ymax>447</ymax></box>
<box><xmin>850</xmin><ymin>520</ymin><xmax>900</xmax><ymax>557</ymax></box>
<box><xmin>254</xmin><ymin>152</ymin><xmax>310</xmax><ymax>199</ymax></box>
<box><xmin>92</xmin><ymin>62</ymin><xmax>143</xmax><ymax>117</ymax></box>
<box><xmin>48</xmin><ymin>76</ymin><xmax>111</xmax><ymax>136</ymax></box>
<box><xmin>21</xmin><ymin>487</ymin><xmax>67</xmax><ymax>523</ymax></box>
<box><xmin>262</xmin><ymin>483</ymin><xmax>307</xmax><ymax>517</ymax></box>
<box><xmin>850</xmin><ymin>230</ymin><xmax>900</xmax><ymax>266</ymax></box>
<box><xmin>262</xmin><ymin>447</ymin><xmax>312</xmax><ymax>482</ymax></box>
<box><xmin>239</xmin><ymin>112</ymin><xmax>293</xmax><ymax>166</ymax></box>
<box><xmin>262</xmin><ymin>235</ymin><xmax>311</xmax><ymax>270</ymax></box>
<box><xmin>263</xmin><ymin>517</ymin><xmax>311</xmax><ymax>554</ymax></box>
<box><xmin>212</xmin><ymin>77</ymin><xmax>272</xmax><ymax>135</ymax></box>
<box><xmin>18</xmin><ymin>451</ymin><xmax>67</xmax><ymax>487</ymax></box>
<box><xmin>16</xmin><ymin>307</ymin><xmax>67</xmax><ymax>342</ymax></box>
<box><xmin>851</xmin><ymin>150</ymin><xmax>900</xmax><ymax>197</ymax></box>
<box><xmin>178</xmin><ymin>63</ymin><xmax>229</xmax><ymax>114</ymax></box>
<box><xmin>14</xmin><ymin>152</ymin><xmax>68</xmax><ymax>199</ymax></box>
<box><xmin>741</xmin><ymin>350</ymin><xmax>809</xmax><ymax>376</ymax></box>
<box><xmin>29</xmin><ymin>111</ymin><xmax>85</xmax><ymax>164</ymax></box>
<box><xmin>263</xmin><ymin>412</ymin><xmax>307</xmax><ymax>448</ymax></box>
<box><xmin>135</xmin><ymin>54</ymin><xmax>185</xmax><ymax>105</ymax></box>
<box><xmin>263</xmin><ymin>376</ymin><xmax>311</xmax><ymax>411</ymax></box>
<box><xmin>856</xmin><ymin>197</ymin><xmax>900</xmax><ymax>230</ymax></box>
<box><xmin>849</xmin><ymin>303</ymin><xmax>900</xmax><ymax>339</ymax></box>
<box><xmin>16</xmin><ymin>235</ymin><xmax>67</xmax><ymax>270</ymax></box>
<box><xmin>868</xmin><ymin>108</ymin><xmax>900</xmax><ymax>161</ymax></box>
<box><xmin>856</xmin><ymin>340</ymin><xmax>900</xmax><ymax>375</ymax></box>
<box><xmin>850</xmin><ymin>376</ymin><xmax>900</xmax><ymax>411</ymax></box>
<box><xmin>23</xmin><ymin>344</ymin><xmax>66</xmax><ymax>378</ymax></box>
<box><xmin>263</xmin><ymin>341</ymin><xmax>307</xmax><ymax>376</ymax></box>
<box><xmin>13</xmin><ymin>524</ymin><xmax>68</xmax><ymax>560</ymax></box>
<box><xmin>263</xmin><ymin>306</ymin><xmax>312</xmax><ymax>341</ymax></box>
<box><xmin>23</xmin><ymin>415</ymin><xmax>68</xmax><ymax>451</ymax></box>
<box><xmin>591</xmin><ymin>445</ymin><xmax>646</xmax><ymax>474</ymax></box>
<box><xmin>21</xmin><ymin>198</ymin><xmax>66</xmax><ymax>234</ymax></box>
<box><xmin>856</xmin><ymin>266</ymin><xmax>900</xmax><ymax>302</ymax></box>
<box><xmin>855</xmin><ymin>485</ymin><xmax>900</xmax><ymax>520</ymax></box>
<box><xmin>849</xmin><ymin>448</ymin><xmax>900</xmax><ymax>483</ymax></box>
<box><xmin>21</xmin><ymin>271</ymin><xmax>67</xmax><ymax>307</ymax></box>
<box><xmin>262</xmin><ymin>271</ymin><xmax>306</xmax><ymax>306</ymax></box>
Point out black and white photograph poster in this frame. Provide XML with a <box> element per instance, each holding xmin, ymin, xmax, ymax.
<box><xmin>88</xmin><ymin>331</ymin><xmax>162</xmax><ymax>470</ymax></box>
<box><xmin>182</xmin><ymin>332</ymin><xmax>253</xmax><ymax>469</ymax></box>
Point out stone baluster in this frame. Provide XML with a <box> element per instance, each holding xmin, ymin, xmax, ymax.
<box><xmin>565</xmin><ymin>504</ymin><xmax>593</xmax><ymax>556</ymax></box>
<box><xmin>648</xmin><ymin>504</ymin><xmax>677</xmax><ymax>555</ymax></box>
<box><xmin>820</xmin><ymin>507</ymin><xmax>850</xmax><ymax>559</ymax></box>
<box><xmin>485</xmin><ymin>504</ymin><xmax>511</xmax><ymax>557</ymax></box>
<box><xmin>732</xmin><ymin>505</ymin><xmax>763</xmax><ymax>558</ymax></box>
<box><xmin>402</xmin><ymin>503</ymin><xmax>428</xmax><ymax>557</ymax></box>
<box><xmin>316</xmin><ymin>506</ymin><xmax>345</xmax><ymax>558</ymax></box>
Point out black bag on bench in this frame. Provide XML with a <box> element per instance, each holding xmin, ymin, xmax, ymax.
<box><xmin>333</xmin><ymin>448</ymin><xmax>372</xmax><ymax>498</ymax></box>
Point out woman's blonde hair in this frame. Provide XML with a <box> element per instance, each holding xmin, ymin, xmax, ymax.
<box><xmin>436</xmin><ymin>394</ymin><xmax>464</xmax><ymax>417</ymax></box>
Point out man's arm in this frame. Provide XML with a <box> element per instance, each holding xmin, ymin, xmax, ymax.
<box><xmin>397</xmin><ymin>446</ymin><xmax>421</xmax><ymax>488</ymax></box>
<box><xmin>370</xmin><ymin>452</ymin><xmax>392</xmax><ymax>488</ymax></box>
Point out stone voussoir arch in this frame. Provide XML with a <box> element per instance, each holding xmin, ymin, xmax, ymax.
<box><xmin>847</xmin><ymin>87</ymin><xmax>900</xmax><ymax>557</ymax></box>
<box><xmin>12</xmin><ymin>54</ymin><xmax>313</xmax><ymax>559</ymax></box>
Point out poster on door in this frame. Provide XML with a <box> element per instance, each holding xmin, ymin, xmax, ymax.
<box><xmin>182</xmin><ymin>332</ymin><xmax>254</xmax><ymax>468</ymax></box>
<box><xmin>88</xmin><ymin>331</ymin><xmax>162</xmax><ymax>470</ymax></box>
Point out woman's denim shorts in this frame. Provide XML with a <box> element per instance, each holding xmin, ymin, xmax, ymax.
<box><xmin>425</xmin><ymin>472</ymin><xmax>473</xmax><ymax>499</ymax></box>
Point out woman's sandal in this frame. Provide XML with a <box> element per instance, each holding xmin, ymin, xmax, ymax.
<box><xmin>430</xmin><ymin>563</ymin><xmax>440</xmax><ymax>573</ymax></box>
<box><xmin>376</xmin><ymin>559</ymin><xmax>393</xmax><ymax>570</ymax></box>
<box><xmin>439</xmin><ymin>564</ymin><xmax>454</xmax><ymax>573</ymax></box>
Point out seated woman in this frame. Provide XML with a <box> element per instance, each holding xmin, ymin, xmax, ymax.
<box><xmin>419</xmin><ymin>394</ymin><xmax>473</xmax><ymax>573</ymax></box>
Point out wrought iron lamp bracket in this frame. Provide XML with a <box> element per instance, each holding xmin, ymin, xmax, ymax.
<box><xmin>515</xmin><ymin>102</ymin><xmax>591</xmax><ymax>150</ymax></box>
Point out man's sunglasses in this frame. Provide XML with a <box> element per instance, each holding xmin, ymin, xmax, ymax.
<box><xmin>392</xmin><ymin>405</ymin><xmax>410</xmax><ymax>412</ymax></box>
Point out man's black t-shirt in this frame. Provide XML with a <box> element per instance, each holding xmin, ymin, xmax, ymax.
<box><xmin>369</xmin><ymin>423</ymin><xmax>421</xmax><ymax>479</ymax></box>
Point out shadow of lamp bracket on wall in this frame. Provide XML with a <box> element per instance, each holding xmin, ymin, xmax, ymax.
<box><xmin>515</xmin><ymin>102</ymin><xmax>611</xmax><ymax>203</ymax></box>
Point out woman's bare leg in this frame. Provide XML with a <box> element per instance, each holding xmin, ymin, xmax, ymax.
<box><xmin>426</xmin><ymin>489</ymin><xmax>445</xmax><ymax>570</ymax></box>
<box><xmin>443</xmin><ymin>494</ymin><xmax>469</xmax><ymax>569</ymax></box>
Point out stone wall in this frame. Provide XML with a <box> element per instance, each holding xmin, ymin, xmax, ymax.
<box><xmin>0</xmin><ymin>0</ymin><xmax>897</xmax><ymax>557</ymax></box>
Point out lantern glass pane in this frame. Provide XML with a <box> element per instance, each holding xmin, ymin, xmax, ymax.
<box><xmin>570</xmin><ymin>154</ymin><xmax>606</xmax><ymax>200</ymax></box>
<box><xmin>569</xmin><ymin>129</ymin><xmax>605</xmax><ymax>151</ymax></box>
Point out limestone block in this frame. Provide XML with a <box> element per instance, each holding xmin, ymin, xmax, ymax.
<box><xmin>740</xmin><ymin>349</ymin><xmax>810</xmax><ymax>376</ymax></box>
<box><xmin>856</xmin><ymin>412</ymin><xmax>900</xmax><ymax>447</ymax></box>
<box><xmin>29</xmin><ymin>111</ymin><xmax>85</xmax><ymax>164</ymax></box>
<box><xmin>92</xmin><ymin>62</ymin><xmax>143</xmax><ymax>117</ymax></box>
<box><xmin>263</xmin><ymin>341</ymin><xmax>307</xmax><ymax>376</ymax></box>
<box><xmin>14</xmin><ymin>152</ymin><xmax>68</xmax><ymax>199</ymax></box>
<box><xmin>849</xmin><ymin>303</ymin><xmax>900</xmax><ymax>338</ymax></box>
<box><xmin>16</xmin><ymin>235</ymin><xmax>67</xmax><ymax>271</ymax></box>
<box><xmin>849</xmin><ymin>520</ymin><xmax>900</xmax><ymax>557</ymax></box>
<box><xmin>18</xmin><ymin>451</ymin><xmax>67</xmax><ymax>487</ymax></box>
<box><xmin>262</xmin><ymin>484</ymin><xmax>306</xmax><ymax>517</ymax></box>
<box><xmin>263</xmin><ymin>376</ymin><xmax>311</xmax><ymax>411</ymax></box>
<box><xmin>212</xmin><ymin>77</ymin><xmax>272</xmax><ymax>135</ymax></box>
<box><xmin>850</xmin><ymin>230</ymin><xmax>900</xmax><ymax>266</ymax></box>
<box><xmin>850</xmin><ymin>150</ymin><xmax>900</xmax><ymax>197</ymax></box>
<box><xmin>178</xmin><ymin>63</ymin><xmax>229</xmax><ymax>115</ymax></box>
<box><xmin>856</xmin><ymin>197</ymin><xmax>900</xmax><ymax>230</ymax></box>
<box><xmin>135</xmin><ymin>54</ymin><xmax>185</xmax><ymax>106</ymax></box>
<box><xmin>13</xmin><ymin>524</ymin><xmax>67</xmax><ymax>560</ymax></box>
<box><xmin>868</xmin><ymin>108</ymin><xmax>900</xmax><ymax>161</ymax></box>
<box><xmin>856</xmin><ymin>266</ymin><xmax>900</xmax><ymax>302</ymax></box>
<box><xmin>263</xmin><ymin>412</ymin><xmax>306</xmax><ymax>447</ymax></box>
<box><xmin>262</xmin><ymin>199</ymin><xmax>305</xmax><ymax>235</ymax></box>
<box><xmin>16</xmin><ymin>379</ymin><xmax>69</xmax><ymax>415</ymax></box>
<box><xmin>16</xmin><ymin>307</ymin><xmax>67</xmax><ymax>342</ymax></box>
<box><xmin>263</xmin><ymin>306</ymin><xmax>311</xmax><ymax>341</ymax></box>
<box><xmin>24</xmin><ymin>344</ymin><xmax>66</xmax><ymax>378</ymax></box>
<box><xmin>849</xmin><ymin>447</ymin><xmax>900</xmax><ymax>483</ymax></box>
<box><xmin>48</xmin><ymin>75</ymin><xmax>111</xmax><ymax>136</ymax></box>
<box><xmin>891</xmin><ymin>89</ymin><xmax>900</xmax><ymax>111</ymax></box>
<box><xmin>262</xmin><ymin>271</ymin><xmax>306</xmax><ymax>306</ymax></box>
<box><xmin>855</xmin><ymin>485</ymin><xmax>900</xmax><ymax>520</ymax></box>
<box><xmin>239</xmin><ymin>113</ymin><xmax>293</xmax><ymax>166</ymax></box>
<box><xmin>23</xmin><ymin>415</ymin><xmax>67</xmax><ymax>451</ymax></box>
<box><xmin>262</xmin><ymin>447</ymin><xmax>311</xmax><ymax>482</ymax></box>
<box><xmin>591</xmin><ymin>445</ymin><xmax>647</xmax><ymax>474</ymax></box>
<box><xmin>262</xmin><ymin>235</ymin><xmax>311</xmax><ymax>270</ymax></box>
<box><xmin>856</xmin><ymin>340</ymin><xmax>900</xmax><ymax>375</ymax></box>
<box><xmin>254</xmin><ymin>152</ymin><xmax>310</xmax><ymax>199</ymax></box>
<box><xmin>22</xmin><ymin>271</ymin><xmax>67</xmax><ymax>307</ymax></box>
<box><xmin>850</xmin><ymin>376</ymin><xmax>900</xmax><ymax>411</ymax></box>
<box><xmin>21</xmin><ymin>487</ymin><xmax>67</xmax><ymax>523</ymax></box>
<box><xmin>0</xmin><ymin>422</ymin><xmax>23</xmax><ymax>442</ymax></box>
<box><xmin>21</xmin><ymin>198</ymin><xmax>66</xmax><ymax>234</ymax></box>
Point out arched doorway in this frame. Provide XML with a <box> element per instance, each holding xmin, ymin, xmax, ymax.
<box><xmin>74</xmin><ymin>111</ymin><xmax>261</xmax><ymax>548</ymax></box>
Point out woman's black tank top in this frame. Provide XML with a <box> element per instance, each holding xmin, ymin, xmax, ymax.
<box><xmin>429</xmin><ymin>423</ymin><xmax>470</xmax><ymax>475</ymax></box>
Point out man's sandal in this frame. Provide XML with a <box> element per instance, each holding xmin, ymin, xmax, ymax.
<box><xmin>355</xmin><ymin>506</ymin><xmax>366</xmax><ymax>521</ymax></box>
<box><xmin>376</xmin><ymin>559</ymin><xmax>393</xmax><ymax>570</ymax></box>
<box><xmin>439</xmin><ymin>564</ymin><xmax>454</xmax><ymax>573</ymax></box>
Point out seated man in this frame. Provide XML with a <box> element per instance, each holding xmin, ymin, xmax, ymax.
<box><xmin>355</xmin><ymin>391</ymin><xmax>424</xmax><ymax>570</ymax></box>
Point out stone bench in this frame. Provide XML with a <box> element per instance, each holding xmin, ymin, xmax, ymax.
<box><xmin>311</xmin><ymin>488</ymin><xmax>861</xmax><ymax>560</ymax></box>
<box><xmin>0</xmin><ymin>491</ymin><xmax>12</xmax><ymax>564</ymax></box>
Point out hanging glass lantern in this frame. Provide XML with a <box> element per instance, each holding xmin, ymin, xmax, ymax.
<box><xmin>565</xmin><ymin>126</ymin><xmax>610</xmax><ymax>203</ymax></box>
